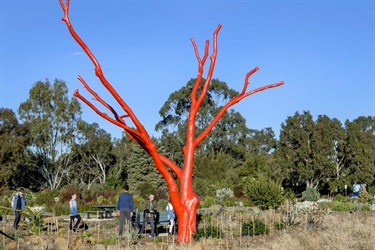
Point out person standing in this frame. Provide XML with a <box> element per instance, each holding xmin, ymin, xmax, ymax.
<box><xmin>117</xmin><ymin>184</ymin><xmax>134</xmax><ymax>236</ymax></box>
<box><xmin>69</xmin><ymin>193</ymin><xmax>82</xmax><ymax>232</ymax></box>
<box><xmin>166</xmin><ymin>200</ymin><xmax>176</xmax><ymax>235</ymax></box>
<box><xmin>139</xmin><ymin>194</ymin><xmax>157</xmax><ymax>238</ymax></box>
<box><xmin>11</xmin><ymin>187</ymin><xmax>26</xmax><ymax>230</ymax></box>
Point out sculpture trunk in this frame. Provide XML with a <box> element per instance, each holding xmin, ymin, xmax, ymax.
<box><xmin>176</xmin><ymin>192</ymin><xmax>200</xmax><ymax>242</ymax></box>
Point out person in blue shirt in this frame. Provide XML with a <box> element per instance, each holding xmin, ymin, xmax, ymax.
<box><xmin>69</xmin><ymin>193</ymin><xmax>82</xmax><ymax>232</ymax></box>
<box><xmin>117</xmin><ymin>184</ymin><xmax>134</xmax><ymax>236</ymax></box>
<box><xmin>166</xmin><ymin>200</ymin><xmax>176</xmax><ymax>235</ymax></box>
<box><xmin>11</xmin><ymin>187</ymin><xmax>26</xmax><ymax>230</ymax></box>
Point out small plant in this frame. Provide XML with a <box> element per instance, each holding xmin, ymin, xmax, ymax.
<box><xmin>23</xmin><ymin>207</ymin><xmax>45</xmax><ymax>235</ymax></box>
<box><xmin>301</xmin><ymin>188</ymin><xmax>320</xmax><ymax>202</ymax></box>
<box><xmin>193</xmin><ymin>225</ymin><xmax>223</xmax><ymax>240</ymax></box>
<box><xmin>81</xmin><ymin>231</ymin><xmax>92</xmax><ymax>238</ymax></box>
<box><xmin>123</xmin><ymin>229</ymin><xmax>139</xmax><ymax>241</ymax></box>
<box><xmin>305</xmin><ymin>209</ymin><xmax>324</xmax><ymax>231</ymax></box>
<box><xmin>241</xmin><ymin>220</ymin><xmax>269</xmax><ymax>236</ymax></box>
<box><xmin>99</xmin><ymin>233</ymin><xmax>118</xmax><ymax>244</ymax></box>
<box><xmin>103</xmin><ymin>223</ymin><xmax>115</xmax><ymax>229</ymax></box>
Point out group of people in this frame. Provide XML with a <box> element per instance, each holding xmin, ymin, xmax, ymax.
<box><xmin>117</xmin><ymin>185</ymin><xmax>176</xmax><ymax>237</ymax></box>
<box><xmin>10</xmin><ymin>186</ymin><xmax>176</xmax><ymax>238</ymax></box>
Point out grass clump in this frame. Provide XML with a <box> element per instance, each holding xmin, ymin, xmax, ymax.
<box><xmin>193</xmin><ymin>225</ymin><xmax>223</xmax><ymax>240</ymax></box>
<box><xmin>241</xmin><ymin>220</ymin><xmax>269</xmax><ymax>236</ymax></box>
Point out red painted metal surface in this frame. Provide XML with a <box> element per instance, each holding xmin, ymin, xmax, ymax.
<box><xmin>59</xmin><ymin>0</ymin><xmax>283</xmax><ymax>242</ymax></box>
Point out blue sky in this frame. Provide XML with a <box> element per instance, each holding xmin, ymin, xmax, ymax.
<box><xmin>1</xmin><ymin>0</ymin><xmax>374</xmax><ymax>140</ymax></box>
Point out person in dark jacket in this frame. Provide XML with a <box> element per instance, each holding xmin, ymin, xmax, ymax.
<box><xmin>139</xmin><ymin>194</ymin><xmax>157</xmax><ymax>237</ymax></box>
<box><xmin>117</xmin><ymin>184</ymin><xmax>134</xmax><ymax>236</ymax></box>
<box><xmin>11</xmin><ymin>187</ymin><xmax>26</xmax><ymax>230</ymax></box>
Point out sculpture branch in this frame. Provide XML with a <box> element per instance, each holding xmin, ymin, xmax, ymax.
<box><xmin>59</xmin><ymin>0</ymin><xmax>181</xmax><ymax>187</ymax></box>
<box><xmin>59</xmin><ymin>0</ymin><xmax>147</xmax><ymax>136</ymax></box>
<box><xmin>196</xmin><ymin>79</ymin><xmax>284</xmax><ymax>145</ymax></box>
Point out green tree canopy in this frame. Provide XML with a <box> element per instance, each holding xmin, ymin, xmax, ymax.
<box><xmin>156</xmin><ymin>78</ymin><xmax>249</xmax><ymax>160</ymax></box>
<box><xmin>344</xmin><ymin>116</ymin><xmax>375</xmax><ymax>185</ymax></box>
<box><xmin>0</xmin><ymin>108</ymin><xmax>31</xmax><ymax>189</ymax></box>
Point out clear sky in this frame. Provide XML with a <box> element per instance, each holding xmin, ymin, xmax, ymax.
<box><xmin>1</xmin><ymin>0</ymin><xmax>374</xmax><ymax>140</ymax></box>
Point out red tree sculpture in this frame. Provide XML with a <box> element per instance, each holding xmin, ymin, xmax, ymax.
<box><xmin>59</xmin><ymin>0</ymin><xmax>283</xmax><ymax>242</ymax></box>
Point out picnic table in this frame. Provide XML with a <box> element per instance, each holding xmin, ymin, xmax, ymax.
<box><xmin>84</xmin><ymin>205</ymin><xmax>117</xmax><ymax>219</ymax></box>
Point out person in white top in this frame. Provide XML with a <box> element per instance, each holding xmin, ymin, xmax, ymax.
<box><xmin>166</xmin><ymin>200</ymin><xmax>176</xmax><ymax>235</ymax></box>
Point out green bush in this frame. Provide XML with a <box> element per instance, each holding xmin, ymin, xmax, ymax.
<box><xmin>330</xmin><ymin>201</ymin><xmax>356</xmax><ymax>211</ymax></box>
<box><xmin>361</xmin><ymin>204</ymin><xmax>371</xmax><ymax>212</ymax></box>
<box><xmin>241</xmin><ymin>176</ymin><xmax>285</xmax><ymax>209</ymax></box>
<box><xmin>333</xmin><ymin>194</ymin><xmax>349</xmax><ymax>203</ymax></box>
<box><xmin>301</xmin><ymin>188</ymin><xmax>320</xmax><ymax>202</ymax></box>
<box><xmin>200</xmin><ymin>196</ymin><xmax>216</xmax><ymax>208</ymax></box>
<box><xmin>35</xmin><ymin>189</ymin><xmax>59</xmax><ymax>207</ymax></box>
<box><xmin>367</xmin><ymin>185</ymin><xmax>375</xmax><ymax>195</ymax></box>
<box><xmin>242</xmin><ymin>220</ymin><xmax>269</xmax><ymax>236</ymax></box>
<box><xmin>193</xmin><ymin>225</ymin><xmax>223</xmax><ymax>240</ymax></box>
<box><xmin>51</xmin><ymin>202</ymin><xmax>69</xmax><ymax>216</ymax></box>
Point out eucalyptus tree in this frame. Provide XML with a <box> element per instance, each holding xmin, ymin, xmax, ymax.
<box><xmin>0</xmin><ymin>108</ymin><xmax>31</xmax><ymax>189</ymax></box>
<box><xmin>240</xmin><ymin>127</ymin><xmax>279</xmax><ymax>181</ymax></box>
<box><xmin>156</xmin><ymin>78</ymin><xmax>250</xmax><ymax>161</ymax></box>
<box><xmin>344</xmin><ymin>116</ymin><xmax>375</xmax><ymax>185</ymax></box>
<box><xmin>70</xmin><ymin>121</ymin><xmax>115</xmax><ymax>188</ymax></box>
<box><xmin>126</xmin><ymin>141</ymin><xmax>167</xmax><ymax>199</ymax></box>
<box><xmin>278</xmin><ymin>111</ymin><xmax>348</xmax><ymax>193</ymax></box>
<box><xmin>18</xmin><ymin>79</ymin><xmax>81</xmax><ymax>189</ymax></box>
<box><xmin>313</xmin><ymin>115</ymin><xmax>346</xmax><ymax>193</ymax></box>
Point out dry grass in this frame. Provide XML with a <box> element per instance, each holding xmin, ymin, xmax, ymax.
<box><xmin>1</xmin><ymin>208</ymin><xmax>375</xmax><ymax>249</ymax></box>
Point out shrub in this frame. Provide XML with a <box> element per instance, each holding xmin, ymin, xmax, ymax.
<box><xmin>333</xmin><ymin>194</ymin><xmax>349</xmax><ymax>203</ymax></box>
<box><xmin>200</xmin><ymin>196</ymin><xmax>216</xmax><ymax>208</ymax></box>
<box><xmin>59</xmin><ymin>185</ymin><xmax>79</xmax><ymax>203</ymax></box>
<box><xmin>330</xmin><ymin>201</ymin><xmax>356</xmax><ymax>211</ymax></box>
<box><xmin>216</xmin><ymin>188</ymin><xmax>234</xmax><ymax>205</ymax></box>
<box><xmin>241</xmin><ymin>176</ymin><xmax>285</xmax><ymax>209</ymax></box>
<box><xmin>301</xmin><ymin>188</ymin><xmax>320</xmax><ymax>202</ymax></box>
<box><xmin>367</xmin><ymin>185</ymin><xmax>375</xmax><ymax>195</ymax></box>
<box><xmin>51</xmin><ymin>202</ymin><xmax>69</xmax><ymax>216</ymax></box>
<box><xmin>35</xmin><ymin>189</ymin><xmax>59</xmax><ymax>207</ymax></box>
<box><xmin>242</xmin><ymin>220</ymin><xmax>269</xmax><ymax>236</ymax></box>
<box><xmin>193</xmin><ymin>225</ymin><xmax>223</xmax><ymax>240</ymax></box>
<box><xmin>361</xmin><ymin>204</ymin><xmax>371</xmax><ymax>212</ymax></box>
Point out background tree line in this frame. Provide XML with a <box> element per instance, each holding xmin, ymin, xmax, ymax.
<box><xmin>1</xmin><ymin>78</ymin><xmax>374</xmax><ymax>202</ymax></box>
